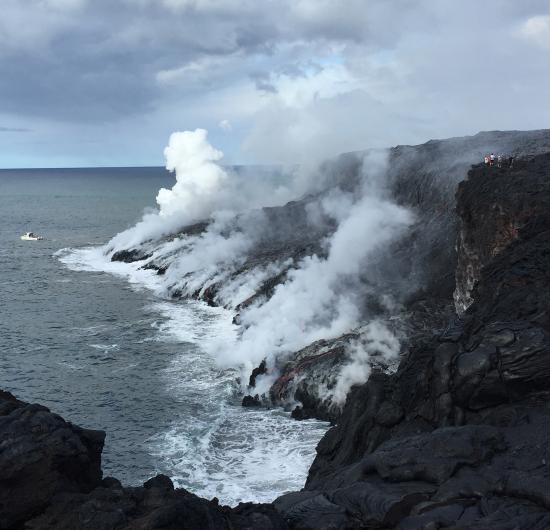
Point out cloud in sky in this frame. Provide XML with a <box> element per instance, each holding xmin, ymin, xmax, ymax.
<box><xmin>518</xmin><ymin>15</ymin><xmax>550</xmax><ymax>49</ymax></box>
<box><xmin>0</xmin><ymin>126</ymin><xmax>31</xmax><ymax>133</ymax></box>
<box><xmin>219</xmin><ymin>119</ymin><xmax>232</xmax><ymax>131</ymax></box>
<box><xmin>0</xmin><ymin>0</ymin><xmax>549</xmax><ymax>167</ymax></box>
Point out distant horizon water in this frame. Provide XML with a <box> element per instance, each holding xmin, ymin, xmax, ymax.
<box><xmin>0</xmin><ymin>163</ymin><xmax>287</xmax><ymax>172</ymax></box>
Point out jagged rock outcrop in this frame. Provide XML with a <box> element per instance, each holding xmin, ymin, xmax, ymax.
<box><xmin>243</xmin><ymin>130</ymin><xmax>550</xmax><ymax>421</ymax></box>
<box><xmin>0</xmin><ymin>390</ymin><xmax>104</xmax><ymax>529</ymax></box>
<box><xmin>269</xmin><ymin>334</ymin><xmax>359</xmax><ymax>423</ymax></box>
<box><xmin>273</xmin><ymin>154</ymin><xmax>550</xmax><ymax>529</ymax></box>
<box><xmin>0</xmin><ymin>391</ymin><xmax>288</xmax><ymax>530</ymax></box>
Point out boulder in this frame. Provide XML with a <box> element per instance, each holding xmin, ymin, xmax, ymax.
<box><xmin>0</xmin><ymin>390</ymin><xmax>104</xmax><ymax>528</ymax></box>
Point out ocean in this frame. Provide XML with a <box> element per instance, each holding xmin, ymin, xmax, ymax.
<box><xmin>0</xmin><ymin>167</ymin><xmax>328</xmax><ymax>505</ymax></box>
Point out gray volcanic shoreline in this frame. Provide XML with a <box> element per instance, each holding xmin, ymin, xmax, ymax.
<box><xmin>110</xmin><ymin>129</ymin><xmax>550</xmax><ymax>425</ymax></box>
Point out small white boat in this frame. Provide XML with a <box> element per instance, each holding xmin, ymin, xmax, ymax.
<box><xmin>21</xmin><ymin>232</ymin><xmax>43</xmax><ymax>241</ymax></box>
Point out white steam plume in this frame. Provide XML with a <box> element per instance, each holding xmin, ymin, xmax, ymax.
<box><xmin>108</xmin><ymin>129</ymin><xmax>230</xmax><ymax>250</ymax></box>
<box><xmin>330</xmin><ymin>321</ymin><xmax>400</xmax><ymax>406</ymax></box>
<box><xmin>103</xmin><ymin>131</ymin><xmax>414</xmax><ymax>405</ymax></box>
<box><xmin>107</xmin><ymin>129</ymin><xmax>295</xmax><ymax>251</ymax></box>
<box><xmin>158</xmin><ymin>129</ymin><xmax>227</xmax><ymax>218</ymax></box>
<box><xmin>206</xmin><ymin>150</ymin><xmax>414</xmax><ymax>376</ymax></box>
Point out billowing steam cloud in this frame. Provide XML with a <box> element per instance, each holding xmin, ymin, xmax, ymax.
<box><xmin>108</xmin><ymin>129</ymin><xmax>296</xmax><ymax>251</ymax></box>
<box><xmin>104</xmin><ymin>129</ymin><xmax>413</xmax><ymax>405</ymax></box>
<box><xmin>330</xmin><ymin>321</ymin><xmax>400</xmax><ymax>406</ymax></box>
<box><xmin>108</xmin><ymin>129</ymin><xmax>231</xmax><ymax>250</ymax></box>
<box><xmin>158</xmin><ymin>129</ymin><xmax>227</xmax><ymax>218</ymax></box>
<box><xmin>203</xmin><ymin>150</ymin><xmax>414</xmax><ymax>382</ymax></box>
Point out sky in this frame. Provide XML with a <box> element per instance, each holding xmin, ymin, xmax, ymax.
<box><xmin>1</xmin><ymin>0</ymin><xmax>549</xmax><ymax>168</ymax></box>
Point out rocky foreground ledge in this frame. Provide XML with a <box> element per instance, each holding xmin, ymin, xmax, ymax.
<box><xmin>0</xmin><ymin>390</ymin><xmax>286</xmax><ymax>529</ymax></box>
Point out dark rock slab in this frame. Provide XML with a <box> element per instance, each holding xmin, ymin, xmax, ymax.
<box><xmin>327</xmin><ymin>480</ymin><xmax>432</xmax><ymax>527</ymax></box>
<box><xmin>242</xmin><ymin>394</ymin><xmax>262</xmax><ymax>407</ymax></box>
<box><xmin>28</xmin><ymin>475</ymin><xmax>288</xmax><ymax>530</ymax></box>
<box><xmin>0</xmin><ymin>391</ymin><xmax>104</xmax><ymax>529</ymax></box>
<box><xmin>111</xmin><ymin>248</ymin><xmax>152</xmax><ymax>263</ymax></box>
<box><xmin>274</xmin><ymin>491</ymin><xmax>350</xmax><ymax>530</ymax></box>
<box><xmin>362</xmin><ymin>425</ymin><xmax>506</xmax><ymax>485</ymax></box>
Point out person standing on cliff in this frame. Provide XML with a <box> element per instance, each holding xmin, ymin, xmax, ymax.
<box><xmin>484</xmin><ymin>155</ymin><xmax>489</xmax><ymax>165</ymax></box>
<box><xmin>490</xmin><ymin>153</ymin><xmax>495</xmax><ymax>166</ymax></box>
<box><xmin>497</xmin><ymin>154</ymin><xmax>503</xmax><ymax>168</ymax></box>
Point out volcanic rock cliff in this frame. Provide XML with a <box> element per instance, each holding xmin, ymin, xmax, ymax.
<box><xmin>275</xmin><ymin>153</ymin><xmax>550</xmax><ymax>529</ymax></box>
<box><xmin>248</xmin><ymin>130</ymin><xmax>550</xmax><ymax>421</ymax></box>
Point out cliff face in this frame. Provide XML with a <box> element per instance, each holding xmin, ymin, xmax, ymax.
<box><xmin>454</xmin><ymin>156</ymin><xmax>550</xmax><ymax>313</ymax></box>
<box><xmin>0</xmin><ymin>390</ymin><xmax>104</xmax><ymax>529</ymax></box>
<box><xmin>248</xmin><ymin>130</ymin><xmax>550</xmax><ymax>420</ymax></box>
<box><xmin>274</xmin><ymin>153</ymin><xmax>550</xmax><ymax>529</ymax></box>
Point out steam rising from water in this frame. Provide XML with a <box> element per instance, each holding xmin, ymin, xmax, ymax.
<box><xmin>330</xmin><ymin>320</ymin><xmax>400</xmax><ymax>406</ymax></box>
<box><xmin>105</xmin><ymin>129</ymin><xmax>413</xmax><ymax>402</ymax></box>
<box><xmin>109</xmin><ymin>129</ymin><xmax>298</xmax><ymax>250</ymax></box>
<box><xmin>225</xmin><ymin>159</ymin><xmax>413</xmax><ymax>378</ymax></box>
<box><xmin>158</xmin><ymin>129</ymin><xmax>227</xmax><ymax>218</ymax></box>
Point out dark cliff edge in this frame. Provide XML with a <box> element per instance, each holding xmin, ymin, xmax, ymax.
<box><xmin>275</xmin><ymin>153</ymin><xmax>550</xmax><ymax>529</ymax></box>
<box><xmin>246</xmin><ymin>130</ymin><xmax>550</xmax><ymax>422</ymax></box>
<box><xmin>4</xmin><ymin>135</ymin><xmax>550</xmax><ymax>529</ymax></box>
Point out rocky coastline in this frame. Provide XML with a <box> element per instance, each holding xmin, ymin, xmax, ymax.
<box><xmin>279</xmin><ymin>153</ymin><xmax>550</xmax><ymax>529</ymax></box>
<box><xmin>243</xmin><ymin>130</ymin><xmax>550</xmax><ymax>423</ymax></box>
<box><xmin>3</xmin><ymin>131</ymin><xmax>550</xmax><ymax>528</ymax></box>
<box><xmin>0</xmin><ymin>390</ymin><xmax>286</xmax><ymax>529</ymax></box>
<box><xmin>107</xmin><ymin>130</ymin><xmax>550</xmax><ymax>424</ymax></box>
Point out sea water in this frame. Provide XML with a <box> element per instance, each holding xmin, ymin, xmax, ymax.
<box><xmin>0</xmin><ymin>167</ymin><xmax>328</xmax><ymax>505</ymax></box>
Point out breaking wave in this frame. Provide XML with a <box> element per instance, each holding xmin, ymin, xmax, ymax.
<box><xmin>57</xmin><ymin>245</ymin><xmax>328</xmax><ymax>505</ymax></box>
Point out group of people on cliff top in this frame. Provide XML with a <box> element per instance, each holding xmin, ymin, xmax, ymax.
<box><xmin>484</xmin><ymin>153</ymin><xmax>515</xmax><ymax>168</ymax></box>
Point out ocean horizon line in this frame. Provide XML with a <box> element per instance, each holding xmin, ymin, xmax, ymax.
<box><xmin>0</xmin><ymin>163</ymin><xmax>286</xmax><ymax>172</ymax></box>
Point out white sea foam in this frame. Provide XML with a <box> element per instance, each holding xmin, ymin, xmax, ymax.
<box><xmin>89</xmin><ymin>343</ymin><xmax>120</xmax><ymax>353</ymax></box>
<box><xmin>148</xmin><ymin>308</ymin><xmax>327</xmax><ymax>505</ymax></box>
<box><xmin>151</xmin><ymin>300</ymin><xmax>237</xmax><ymax>346</ymax></box>
<box><xmin>149</xmin><ymin>407</ymin><xmax>327</xmax><ymax>505</ymax></box>
<box><xmin>56</xmin><ymin>246</ymin><xmax>165</xmax><ymax>294</ymax></box>
<box><xmin>57</xmin><ymin>247</ymin><xmax>329</xmax><ymax>505</ymax></box>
